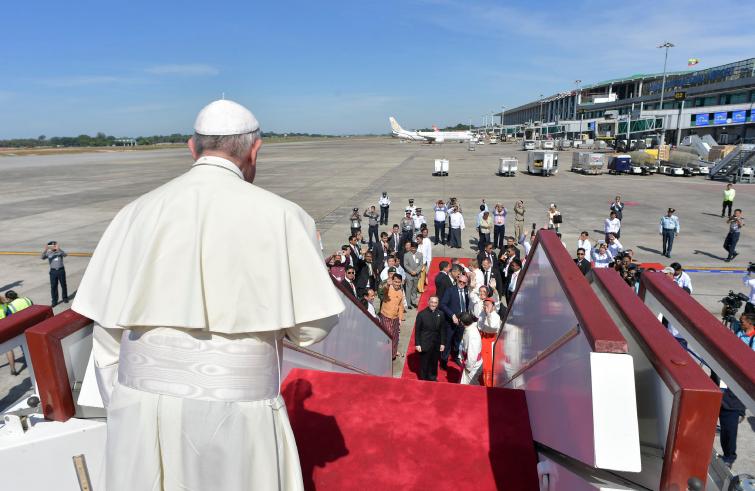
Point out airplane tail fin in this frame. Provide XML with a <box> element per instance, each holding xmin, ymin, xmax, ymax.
<box><xmin>432</xmin><ymin>125</ymin><xmax>440</xmax><ymax>132</ymax></box>
<box><xmin>389</xmin><ymin>116</ymin><xmax>403</xmax><ymax>133</ymax></box>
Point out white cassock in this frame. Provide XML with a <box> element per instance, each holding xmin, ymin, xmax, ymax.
<box><xmin>460</xmin><ymin>324</ymin><xmax>482</xmax><ymax>385</ymax></box>
<box><xmin>72</xmin><ymin>156</ymin><xmax>345</xmax><ymax>491</ymax></box>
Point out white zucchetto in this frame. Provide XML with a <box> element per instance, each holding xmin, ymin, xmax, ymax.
<box><xmin>194</xmin><ymin>99</ymin><xmax>260</xmax><ymax>135</ymax></box>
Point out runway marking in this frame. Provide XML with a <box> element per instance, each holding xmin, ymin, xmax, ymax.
<box><xmin>0</xmin><ymin>251</ymin><xmax>93</xmax><ymax>257</ymax></box>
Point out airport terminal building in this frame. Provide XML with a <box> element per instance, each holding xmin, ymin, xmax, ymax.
<box><xmin>499</xmin><ymin>57</ymin><xmax>755</xmax><ymax>145</ymax></box>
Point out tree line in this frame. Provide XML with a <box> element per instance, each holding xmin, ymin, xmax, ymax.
<box><xmin>0</xmin><ymin>131</ymin><xmax>336</xmax><ymax>148</ymax></box>
<box><xmin>417</xmin><ymin>123</ymin><xmax>473</xmax><ymax>132</ymax></box>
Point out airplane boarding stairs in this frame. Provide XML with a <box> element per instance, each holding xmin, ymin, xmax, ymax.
<box><xmin>708</xmin><ymin>144</ymin><xmax>755</xmax><ymax>182</ymax></box>
<box><xmin>1</xmin><ymin>231</ymin><xmax>753</xmax><ymax>490</ymax></box>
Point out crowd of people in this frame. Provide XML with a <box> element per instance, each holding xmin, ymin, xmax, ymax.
<box><xmin>325</xmin><ymin>185</ymin><xmax>754</xmax><ymax>470</ymax></box>
<box><xmin>328</xmin><ymin>193</ymin><xmax>536</xmax><ymax>368</ymax></box>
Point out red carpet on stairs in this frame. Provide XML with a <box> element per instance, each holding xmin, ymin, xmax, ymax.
<box><xmin>282</xmin><ymin>368</ymin><xmax>540</xmax><ymax>491</ymax></box>
<box><xmin>402</xmin><ymin>257</ymin><xmax>470</xmax><ymax>383</ymax></box>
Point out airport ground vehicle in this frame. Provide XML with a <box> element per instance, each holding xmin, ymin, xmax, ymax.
<box><xmin>608</xmin><ymin>154</ymin><xmax>646</xmax><ymax>175</ymax></box>
<box><xmin>433</xmin><ymin>159</ymin><xmax>449</xmax><ymax>176</ymax></box>
<box><xmin>571</xmin><ymin>152</ymin><xmax>605</xmax><ymax>174</ymax></box>
<box><xmin>527</xmin><ymin>150</ymin><xmax>558</xmax><ymax>176</ymax></box>
<box><xmin>557</xmin><ymin>139</ymin><xmax>572</xmax><ymax>150</ymax></box>
<box><xmin>497</xmin><ymin>157</ymin><xmax>518</xmax><ymax>177</ymax></box>
<box><xmin>659</xmin><ymin>164</ymin><xmax>686</xmax><ymax>176</ymax></box>
<box><xmin>522</xmin><ymin>140</ymin><xmax>536</xmax><ymax>150</ymax></box>
<box><xmin>489</xmin><ymin>137</ymin><xmax>498</xmax><ymax>144</ymax></box>
<box><xmin>542</xmin><ymin>140</ymin><xmax>555</xmax><ymax>150</ymax></box>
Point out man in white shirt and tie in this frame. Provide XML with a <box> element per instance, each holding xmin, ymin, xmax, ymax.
<box><xmin>606</xmin><ymin>234</ymin><xmax>623</xmax><ymax>258</ymax></box>
<box><xmin>433</xmin><ymin>199</ymin><xmax>449</xmax><ymax>244</ymax></box>
<box><xmin>448</xmin><ymin>206</ymin><xmax>465</xmax><ymax>249</ymax></box>
<box><xmin>604</xmin><ymin>211</ymin><xmax>621</xmax><ymax>242</ymax></box>
<box><xmin>577</xmin><ymin>231</ymin><xmax>592</xmax><ymax>257</ymax></box>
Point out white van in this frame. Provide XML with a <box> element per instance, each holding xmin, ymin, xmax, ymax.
<box><xmin>522</xmin><ymin>140</ymin><xmax>536</xmax><ymax>150</ymax></box>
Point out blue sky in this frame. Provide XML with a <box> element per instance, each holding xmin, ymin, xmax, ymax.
<box><xmin>1</xmin><ymin>0</ymin><xmax>754</xmax><ymax>137</ymax></box>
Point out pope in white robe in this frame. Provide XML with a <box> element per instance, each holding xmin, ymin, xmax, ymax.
<box><xmin>459</xmin><ymin>312</ymin><xmax>482</xmax><ymax>385</ymax></box>
<box><xmin>72</xmin><ymin>100</ymin><xmax>344</xmax><ymax>491</ymax></box>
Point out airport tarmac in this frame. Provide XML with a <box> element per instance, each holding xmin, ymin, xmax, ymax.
<box><xmin>0</xmin><ymin>138</ymin><xmax>753</xmax><ymax>473</ymax></box>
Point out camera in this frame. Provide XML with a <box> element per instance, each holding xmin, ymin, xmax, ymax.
<box><xmin>748</xmin><ymin>262</ymin><xmax>755</xmax><ymax>273</ymax></box>
<box><xmin>720</xmin><ymin>290</ymin><xmax>750</xmax><ymax>322</ymax></box>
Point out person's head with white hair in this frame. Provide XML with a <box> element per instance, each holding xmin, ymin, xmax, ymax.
<box><xmin>188</xmin><ymin>99</ymin><xmax>263</xmax><ymax>183</ymax></box>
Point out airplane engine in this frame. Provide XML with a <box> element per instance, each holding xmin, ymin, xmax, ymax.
<box><xmin>434</xmin><ymin>136</ymin><xmax>445</xmax><ymax>144</ymax></box>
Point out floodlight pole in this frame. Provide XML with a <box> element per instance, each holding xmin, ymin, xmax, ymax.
<box><xmin>657</xmin><ymin>41</ymin><xmax>674</xmax><ymax>163</ymax></box>
<box><xmin>501</xmin><ymin>105</ymin><xmax>506</xmax><ymax>139</ymax></box>
<box><xmin>539</xmin><ymin>94</ymin><xmax>544</xmax><ymax>139</ymax></box>
<box><xmin>574</xmin><ymin>80</ymin><xmax>581</xmax><ymax>140</ymax></box>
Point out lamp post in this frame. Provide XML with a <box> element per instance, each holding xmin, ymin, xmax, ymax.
<box><xmin>657</xmin><ymin>41</ymin><xmax>674</xmax><ymax>160</ymax></box>
<box><xmin>574</xmin><ymin>80</ymin><xmax>582</xmax><ymax>141</ymax></box>
<box><xmin>539</xmin><ymin>94</ymin><xmax>544</xmax><ymax>139</ymax></box>
<box><xmin>501</xmin><ymin>105</ymin><xmax>506</xmax><ymax>139</ymax></box>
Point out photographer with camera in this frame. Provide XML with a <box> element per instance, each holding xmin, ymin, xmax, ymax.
<box><xmin>743</xmin><ymin>262</ymin><xmax>755</xmax><ymax>314</ymax></box>
<box><xmin>723</xmin><ymin>208</ymin><xmax>744</xmax><ymax>262</ymax></box>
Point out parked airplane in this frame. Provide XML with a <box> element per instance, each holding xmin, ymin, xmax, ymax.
<box><xmin>389</xmin><ymin>117</ymin><xmax>473</xmax><ymax>143</ymax></box>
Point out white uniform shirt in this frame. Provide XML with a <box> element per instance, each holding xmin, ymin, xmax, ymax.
<box><xmin>592</xmin><ymin>251</ymin><xmax>612</xmax><ymax>268</ymax></box>
<box><xmin>508</xmin><ymin>270</ymin><xmax>520</xmax><ymax>292</ymax></box>
<box><xmin>413</xmin><ymin>214</ymin><xmax>427</xmax><ymax>230</ymax></box>
<box><xmin>450</xmin><ymin>212</ymin><xmax>465</xmax><ymax>229</ymax></box>
<box><xmin>379</xmin><ymin>195</ymin><xmax>391</xmax><ymax>207</ymax></box>
<box><xmin>607</xmin><ymin>240</ymin><xmax>623</xmax><ymax>258</ymax></box>
<box><xmin>406</xmin><ymin>205</ymin><xmax>417</xmax><ymax>217</ymax></box>
<box><xmin>577</xmin><ymin>239</ymin><xmax>592</xmax><ymax>256</ymax></box>
<box><xmin>604</xmin><ymin>217</ymin><xmax>621</xmax><ymax>234</ymax></box>
<box><xmin>743</xmin><ymin>273</ymin><xmax>755</xmax><ymax>303</ymax></box>
<box><xmin>420</xmin><ymin>238</ymin><xmax>432</xmax><ymax>266</ymax></box>
<box><xmin>367</xmin><ymin>302</ymin><xmax>377</xmax><ymax>318</ymax></box>
<box><xmin>434</xmin><ymin>205</ymin><xmax>448</xmax><ymax>222</ymax></box>
<box><xmin>674</xmin><ymin>272</ymin><xmax>693</xmax><ymax>292</ymax></box>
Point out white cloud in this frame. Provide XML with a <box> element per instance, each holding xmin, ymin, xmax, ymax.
<box><xmin>415</xmin><ymin>0</ymin><xmax>755</xmax><ymax>78</ymax></box>
<box><xmin>146</xmin><ymin>64</ymin><xmax>219</xmax><ymax>76</ymax></box>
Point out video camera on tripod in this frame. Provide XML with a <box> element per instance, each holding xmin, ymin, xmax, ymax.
<box><xmin>720</xmin><ymin>290</ymin><xmax>750</xmax><ymax>325</ymax></box>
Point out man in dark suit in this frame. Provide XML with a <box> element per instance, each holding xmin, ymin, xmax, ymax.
<box><xmin>414</xmin><ymin>296</ymin><xmax>446</xmax><ymax>381</ymax></box>
<box><xmin>356</xmin><ymin>251</ymin><xmax>378</xmax><ymax>296</ymax></box>
<box><xmin>348</xmin><ymin>235</ymin><xmax>363</xmax><ymax>271</ymax></box>
<box><xmin>575</xmin><ymin>248</ymin><xmax>591</xmax><ymax>276</ymax></box>
<box><xmin>480</xmin><ymin>258</ymin><xmax>502</xmax><ymax>290</ymax></box>
<box><xmin>373</xmin><ymin>232</ymin><xmax>391</xmax><ymax>275</ymax></box>
<box><xmin>341</xmin><ymin>266</ymin><xmax>358</xmax><ymax>298</ymax></box>
<box><xmin>388</xmin><ymin>224</ymin><xmax>401</xmax><ymax>253</ymax></box>
<box><xmin>440</xmin><ymin>274</ymin><xmax>470</xmax><ymax>368</ymax></box>
<box><xmin>498</xmin><ymin>246</ymin><xmax>517</xmax><ymax>297</ymax></box>
<box><xmin>476</xmin><ymin>242</ymin><xmax>498</xmax><ymax>270</ymax></box>
<box><xmin>434</xmin><ymin>261</ymin><xmax>453</xmax><ymax>302</ymax></box>
<box><xmin>504</xmin><ymin>236</ymin><xmax>521</xmax><ymax>259</ymax></box>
